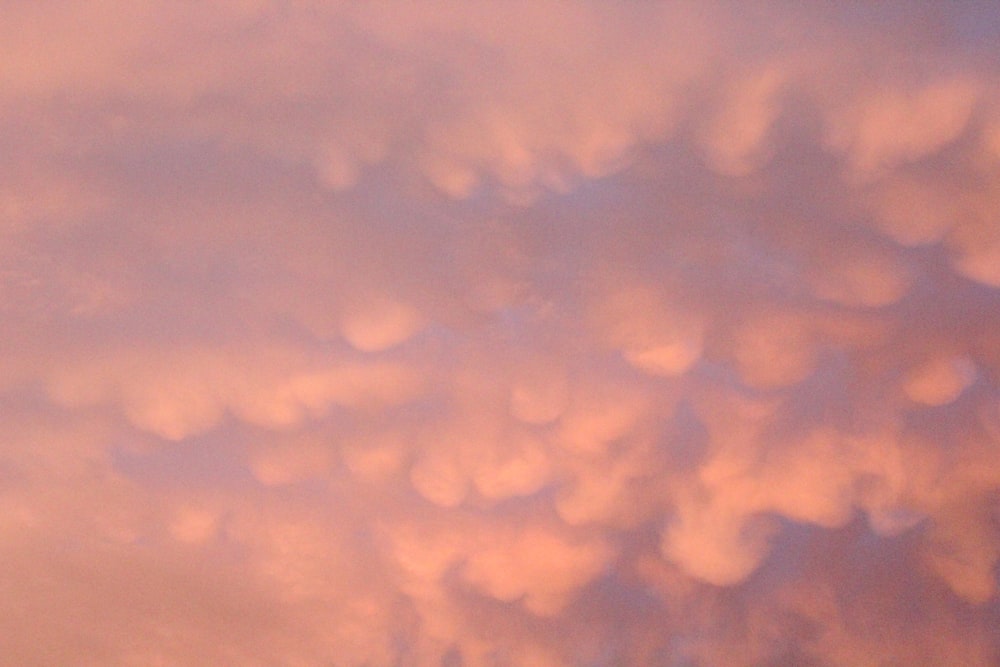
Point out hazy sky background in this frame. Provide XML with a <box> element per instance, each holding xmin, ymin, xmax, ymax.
<box><xmin>3</xmin><ymin>2</ymin><xmax>1000</xmax><ymax>665</ymax></box>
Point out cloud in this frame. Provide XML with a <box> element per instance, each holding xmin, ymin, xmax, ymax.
<box><xmin>2</xmin><ymin>1</ymin><xmax>1000</xmax><ymax>665</ymax></box>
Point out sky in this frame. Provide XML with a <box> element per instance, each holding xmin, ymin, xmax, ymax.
<box><xmin>2</xmin><ymin>2</ymin><xmax>1000</xmax><ymax>665</ymax></box>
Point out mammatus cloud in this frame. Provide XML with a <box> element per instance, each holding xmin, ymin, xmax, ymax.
<box><xmin>2</xmin><ymin>2</ymin><xmax>1000</xmax><ymax>665</ymax></box>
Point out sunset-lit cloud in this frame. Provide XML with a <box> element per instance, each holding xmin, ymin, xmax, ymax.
<box><xmin>2</xmin><ymin>2</ymin><xmax>1000</xmax><ymax>665</ymax></box>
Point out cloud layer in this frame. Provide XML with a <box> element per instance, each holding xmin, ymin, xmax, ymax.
<box><xmin>2</xmin><ymin>2</ymin><xmax>1000</xmax><ymax>665</ymax></box>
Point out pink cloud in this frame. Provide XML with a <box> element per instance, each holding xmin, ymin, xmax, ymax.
<box><xmin>2</xmin><ymin>2</ymin><xmax>1000</xmax><ymax>665</ymax></box>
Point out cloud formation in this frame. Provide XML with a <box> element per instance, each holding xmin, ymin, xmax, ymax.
<box><xmin>2</xmin><ymin>1</ymin><xmax>1000</xmax><ymax>665</ymax></box>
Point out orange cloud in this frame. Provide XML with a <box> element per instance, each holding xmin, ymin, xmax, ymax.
<box><xmin>2</xmin><ymin>2</ymin><xmax>1000</xmax><ymax>665</ymax></box>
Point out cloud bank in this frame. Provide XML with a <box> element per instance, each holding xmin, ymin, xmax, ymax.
<box><xmin>2</xmin><ymin>1</ymin><xmax>1000</xmax><ymax>665</ymax></box>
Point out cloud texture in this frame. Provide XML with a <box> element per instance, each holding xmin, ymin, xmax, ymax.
<box><xmin>3</xmin><ymin>1</ymin><xmax>1000</xmax><ymax>665</ymax></box>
